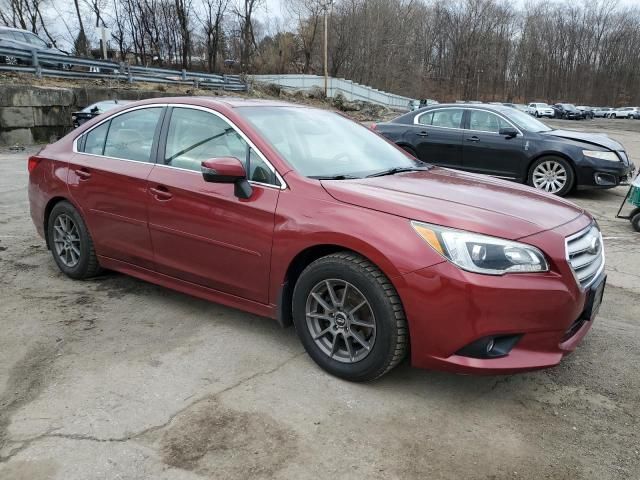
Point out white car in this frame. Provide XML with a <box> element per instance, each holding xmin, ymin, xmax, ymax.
<box><xmin>611</xmin><ymin>107</ymin><xmax>640</xmax><ymax>119</ymax></box>
<box><xmin>527</xmin><ymin>102</ymin><xmax>555</xmax><ymax>118</ymax></box>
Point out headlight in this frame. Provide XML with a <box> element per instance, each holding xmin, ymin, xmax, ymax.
<box><xmin>411</xmin><ymin>221</ymin><xmax>549</xmax><ymax>275</ymax></box>
<box><xmin>583</xmin><ymin>150</ymin><xmax>619</xmax><ymax>162</ymax></box>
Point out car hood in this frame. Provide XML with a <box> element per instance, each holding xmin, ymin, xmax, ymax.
<box><xmin>321</xmin><ymin>168</ymin><xmax>584</xmax><ymax>240</ymax></box>
<box><xmin>541</xmin><ymin>129</ymin><xmax>623</xmax><ymax>150</ymax></box>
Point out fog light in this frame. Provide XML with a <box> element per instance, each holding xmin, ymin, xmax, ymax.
<box><xmin>594</xmin><ymin>173</ymin><xmax>616</xmax><ymax>186</ymax></box>
<box><xmin>456</xmin><ymin>334</ymin><xmax>523</xmax><ymax>359</ymax></box>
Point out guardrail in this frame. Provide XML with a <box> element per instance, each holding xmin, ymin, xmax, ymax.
<box><xmin>0</xmin><ymin>46</ymin><xmax>247</xmax><ymax>91</ymax></box>
<box><xmin>250</xmin><ymin>74</ymin><xmax>415</xmax><ymax>110</ymax></box>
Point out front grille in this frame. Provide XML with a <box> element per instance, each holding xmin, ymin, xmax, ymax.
<box><xmin>565</xmin><ymin>224</ymin><xmax>605</xmax><ymax>289</ymax></box>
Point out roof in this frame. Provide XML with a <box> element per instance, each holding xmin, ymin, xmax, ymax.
<box><xmin>0</xmin><ymin>26</ymin><xmax>29</xmax><ymax>33</ymax></box>
<box><xmin>201</xmin><ymin>97</ymin><xmax>305</xmax><ymax>108</ymax></box>
<box><xmin>420</xmin><ymin>102</ymin><xmax>514</xmax><ymax>113</ymax></box>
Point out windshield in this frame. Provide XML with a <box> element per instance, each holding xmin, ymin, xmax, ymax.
<box><xmin>535</xmin><ymin>103</ymin><xmax>549</xmax><ymax>107</ymax></box>
<box><xmin>561</xmin><ymin>104</ymin><xmax>577</xmax><ymax>110</ymax></box>
<box><xmin>237</xmin><ymin>106</ymin><xmax>424</xmax><ymax>178</ymax></box>
<box><xmin>501</xmin><ymin>109</ymin><xmax>552</xmax><ymax>132</ymax></box>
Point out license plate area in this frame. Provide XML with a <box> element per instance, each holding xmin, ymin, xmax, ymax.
<box><xmin>562</xmin><ymin>275</ymin><xmax>606</xmax><ymax>342</ymax></box>
<box><xmin>583</xmin><ymin>275</ymin><xmax>606</xmax><ymax>322</ymax></box>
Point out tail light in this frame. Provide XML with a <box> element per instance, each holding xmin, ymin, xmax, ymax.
<box><xmin>28</xmin><ymin>156</ymin><xmax>42</xmax><ymax>174</ymax></box>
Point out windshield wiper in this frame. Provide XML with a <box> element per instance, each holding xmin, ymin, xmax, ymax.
<box><xmin>366</xmin><ymin>166</ymin><xmax>429</xmax><ymax>178</ymax></box>
<box><xmin>309</xmin><ymin>174</ymin><xmax>360</xmax><ymax>180</ymax></box>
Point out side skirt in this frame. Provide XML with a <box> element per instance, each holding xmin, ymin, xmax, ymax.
<box><xmin>98</xmin><ymin>256</ymin><xmax>277</xmax><ymax>320</ymax></box>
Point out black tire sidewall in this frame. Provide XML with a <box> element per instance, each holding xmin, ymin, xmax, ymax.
<box><xmin>292</xmin><ymin>258</ymin><xmax>399</xmax><ymax>381</ymax></box>
<box><xmin>47</xmin><ymin>202</ymin><xmax>94</xmax><ymax>279</ymax></box>
<box><xmin>631</xmin><ymin>210</ymin><xmax>640</xmax><ymax>232</ymax></box>
<box><xmin>527</xmin><ymin>156</ymin><xmax>575</xmax><ymax>197</ymax></box>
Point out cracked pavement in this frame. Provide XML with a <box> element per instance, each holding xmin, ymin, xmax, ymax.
<box><xmin>1</xmin><ymin>118</ymin><xmax>639</xmax><ymax>479</ymax></box>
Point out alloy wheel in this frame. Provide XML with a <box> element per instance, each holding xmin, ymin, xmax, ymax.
<box><xmin>305</xmin><ymin>279</ymin><xmax>376</xmax><ymax>363</ymax></box>
<box><xmin>52</xmin><ymin>213</ymin><xmax>81</xmax><ymax>267</ymax></box>
<box><xmin>532</xmin><ymin>160</ymin><xmax>568</xmax><ymax>194</ymax></box>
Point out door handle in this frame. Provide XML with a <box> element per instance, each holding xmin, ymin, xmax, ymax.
<box><xmin>75</xmin><ymin>168</ymin><xmax>91</xmax><ymax>180</ymax></box>
<box><xmin>150</xmin><ymin>185</ymin><xmax>173</xmax><ymax>200</ymax></box>
<box><xmin>466</xmin><ymin>136</ymin><xmax>480</xmax><ymax>142</ymax></box>
<box><xmin>417</xmin><ymin>131</ymin><xmax>429</xmax><ymax>137</ymax></box>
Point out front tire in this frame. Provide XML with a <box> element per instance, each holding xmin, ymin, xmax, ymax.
<box><xmin>47</xmin><ymin>201</ymin><xmax>102</xmax><ymax>279</ymax></box>
<box><xmin>292</xmin><ymin>252</ymin><xmax>408</xmax><ymax>382</ymax></box>
<box><xmin>528</xmin><ymin>156</ymin><xmax>575</xmax><ymax>197</ymax></box>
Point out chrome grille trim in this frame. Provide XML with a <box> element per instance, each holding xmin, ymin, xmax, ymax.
<box><xmin>565</xmin><ymin>223</ymin><xmax>605</xmax><ymax>290</ymax></box>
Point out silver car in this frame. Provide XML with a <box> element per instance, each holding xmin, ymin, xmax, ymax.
<box><xmin>0</xmin><ymin>26</ymin><xmax>67</xmax><ymax>66</ymax></box>
<box><xmin>592</xmin><ymin>107</ymin><xmax>614</xmax><ymax>118</ymax></box>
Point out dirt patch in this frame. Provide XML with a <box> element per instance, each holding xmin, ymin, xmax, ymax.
<box><xmin>0</xmin><ymin>343</ymin><xmax>58</xmax><ymax>456</ymax></box>
<box><xmin>160</xmin><ymin>398</ymin><xmax>298</xmax><ymax>478</ymax></box>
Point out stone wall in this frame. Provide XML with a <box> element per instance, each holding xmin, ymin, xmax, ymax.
<box><xmin>0</xmin><ymin>85</ymin><xmax>192</xmax><ymax>145</ymax></box>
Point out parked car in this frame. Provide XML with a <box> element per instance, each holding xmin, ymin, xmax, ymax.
<box><xmin>552</xmin><ymin>103</ymin><xmax>583</xmax><ymax>120</ymax></box>
<box><xmin>71</xmin><ymin>100</ymin><xmax>133</xmax><ymax>128</ymax></box>
<box><xmin>592</xmin><ymin>107</ymin><xmax>614</xmax><ymax>118</ymax></box>
<box><xmin>527</xmin><ymin>102</ymin><xmax>555</xmax><ymax>118</ymax></box>
<box><xmin>0</xmin><ymin>26</ymin><xmax>67</xmax><ymax>67</ymax></box>
<box><xmin>576</xmin><ymin>106</ymin><xmax>594</xmax><ymax>119</ymax></box>
<box><xmin>373</xmin><ymin>104</ymin><xmax>635</xmax><ymax>196</ymax></box>
<box><xmin>29</xmin><ymin>97</ymin><xmax>608</xmax><ymax>381</ymax></box>
<box><xmin>611</xmin><ymin>107</ymin><xmax>640</xmax><ymax>119</ymax></box>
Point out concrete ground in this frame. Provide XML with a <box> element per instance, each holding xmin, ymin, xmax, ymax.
<box><xmin>0</xmin><ymin>118</ymin><xmax>639</xmax><ymax>480</ymax></box>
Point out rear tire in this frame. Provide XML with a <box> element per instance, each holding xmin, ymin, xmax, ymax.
<box><xmin>47</xmin><ymin>201</ymin><xmax>102</xmax><ymax>279</ymax></box>
<box><xmin>292</xmin><ymin>252</ymin><xmax>408</xmax><ymax>382</ymax></box>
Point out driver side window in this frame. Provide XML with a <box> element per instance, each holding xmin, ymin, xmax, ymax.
<box><xmin>164</xmin><ymin>107</ymin><xmax>279</xmax><ymax>186</ymax></box>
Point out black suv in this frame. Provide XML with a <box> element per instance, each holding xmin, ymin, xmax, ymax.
<box><xmin>552</xmin><ymin>103</ymin><xmax>583</xmax><ymax>120</ymax></box>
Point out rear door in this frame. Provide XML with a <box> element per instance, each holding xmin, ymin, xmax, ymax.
<box><xmin>412</xmin><ymin>108</ymin><xmax>464</xmax><ymax>167</ymax></box>
<box><xmin>461</xmin><ymin>109</ymin><xmax>526</xmax><ymax>178</ymax></box>
<box><xmin>69</xmin><ymin>106</ymin><xmax>164</xmax><ymax>269</ymax></box>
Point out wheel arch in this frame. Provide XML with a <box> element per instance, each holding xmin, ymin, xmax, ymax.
<box><xmin>43</xmin><ymin>196</ymin><xmax>81</xmax><ymax>249</ymax></box>
<box><xmin>275</xmin><ymin>243</ymin><xmax>404</xmax><ymax>328</ymax></box>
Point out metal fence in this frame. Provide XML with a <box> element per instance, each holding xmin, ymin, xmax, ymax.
<box><xmin>0</xmin><ymin>46</ymin><xmax>247</xmax><ymax>91</ymax></box>
<box><xmin>251</xmin><ymin>74</ymin><xmax>415</xmax><ymax>110</ymax></box>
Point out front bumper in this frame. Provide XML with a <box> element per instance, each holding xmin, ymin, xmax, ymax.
<box><xmin>396</xmin><ymin>215</ymin><xmax>599</xmax><ymax>374</ymax></box>
<box><xmin>576</xmin><ymin>156</ymin><xmax>636</xmax><ymax>189</ymax></box>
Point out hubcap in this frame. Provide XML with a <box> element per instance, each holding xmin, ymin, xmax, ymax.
<box><xmin>305</xmin><ymin>279</ymin><xmax>376</xmax><ymax>364</ymax></box>
<box><xmin>532</xmin><ymin>160</ymin><xmax>568</xmax><ymax>193</ymax></box>
<box><xmin>53</xmin><ymin>214</ymin><xmax>81</xmax><ymax>267</ymax></box>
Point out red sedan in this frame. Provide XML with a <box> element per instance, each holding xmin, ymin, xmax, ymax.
<box><xmin>28</xmin><ymin>97</ymin><xmax>606</xmax><ymax>381</ymax></box>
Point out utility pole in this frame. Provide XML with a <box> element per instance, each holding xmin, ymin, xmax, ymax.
<box><xmin>321</xmin><ymin>0</ymin><xmax>333</xmax><ymax>97</ymax></box>
<box><xmin>476</xmin><ymin>69</ymin><xmax>483</xmax><ymax>100</ymax></box>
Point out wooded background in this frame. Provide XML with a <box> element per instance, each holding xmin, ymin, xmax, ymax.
<box><xmin>1</xmin><ymin>0</ymin><xmax>639</xmax><ymax>105</ymax></box>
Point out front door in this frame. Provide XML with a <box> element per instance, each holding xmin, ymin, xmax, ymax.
<box><xmin>412</xmin><ymin>108</ymin><xmax>464</xmax><ymax>167</ymax></box>
<box><xmin>147</xmin><ymin>106</ymin><xmax>281</xmax><ymax>304</ymax></box>
<box><xmin>68</xmin><ymin>106</ymin><xmax>164</xmax><ymax>269</ymax></box>
<box><xmin>462</xmin><ymin>109</ymin><xmax>526</xmax><ymax>179</ymax></box>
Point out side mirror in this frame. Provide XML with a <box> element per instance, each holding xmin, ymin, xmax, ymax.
<box><xmin>201</xmin><ymin>157</ymin><xmax>253</xmax><ymax>199</ymax></box>
<box><xmin>499</xmin><ymin>127</ymin><xmax>518</xmax><ymax>138</ymax></box>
